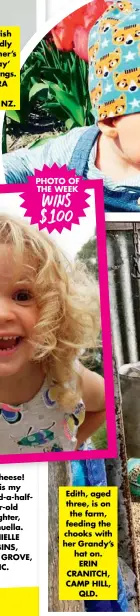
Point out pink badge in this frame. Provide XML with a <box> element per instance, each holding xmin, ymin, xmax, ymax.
<box><xmin>19</xmin><ymin>163</ymin><xmax>91</xmax><ymax>233</ymax></box>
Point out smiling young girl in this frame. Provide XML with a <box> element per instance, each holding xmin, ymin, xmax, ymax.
<box><xmin>0</xmin><ymin>214</ymin><xmax>105</xmax><ymax>455</ymax></box>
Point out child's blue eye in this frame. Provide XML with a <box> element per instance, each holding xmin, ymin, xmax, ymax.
<box><xmin>13</xmin><ymin>290</ymin><xmax>32</xmax><ymax>302</ymax></box>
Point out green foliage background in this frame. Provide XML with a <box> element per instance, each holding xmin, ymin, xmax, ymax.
<box><xmin>3</xmin><ymin>39</ymin><xmax>93</xmax><ymax>153</ymax></box>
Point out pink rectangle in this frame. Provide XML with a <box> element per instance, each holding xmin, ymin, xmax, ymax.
<box><xmin>0</xmin><ymin>178</ymin><xmax>117</xmax><ymax>463</ymax></box>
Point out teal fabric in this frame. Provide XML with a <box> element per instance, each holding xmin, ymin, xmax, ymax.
<box><xmin>88</xmin><ymin>0</ymin><xmax>140</xmax><ymax>122</ymax></box>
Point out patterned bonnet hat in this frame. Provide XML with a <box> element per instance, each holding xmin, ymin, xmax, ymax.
<box><xmin>88</xmin><ymin>0</ymin><xmax>140</xmax><ymax>122</ymax></box>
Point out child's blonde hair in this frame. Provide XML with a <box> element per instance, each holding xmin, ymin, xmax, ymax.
<box><xmin>0</xmin><ymin>214</ymin><xmax>100</xmax><ymax>409</ymax></box>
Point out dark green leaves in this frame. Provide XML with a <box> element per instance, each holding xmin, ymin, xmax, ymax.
<box><xmin>6</xmin><ymin>39</ymin><xmax>92</xmax><ymax>130</ymax></box>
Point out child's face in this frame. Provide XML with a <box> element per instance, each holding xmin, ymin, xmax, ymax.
<box><xmin>113</xmin><ymin>113</ymin><xmax>140</xmax><ymax>166</ymax></box>
<box><xmin>99</xmin><ymin>113</ymin><xmax>140</xmax><ymax>166</ymax></box>
<box><xmin>0</xmin><ymin>244</ymin><xmax>39</xmax><ymax>378</ymax></box>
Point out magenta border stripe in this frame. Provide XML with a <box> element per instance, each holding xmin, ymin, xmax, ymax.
<box><xmin>94</xmin><ymin>180</ymin><xmax>117</xmax><ymax>458</ymax></box>
<box><xmin>0</xmin><ymin>447</ymin><xmax>116</xmax><ymax>464</ymax></box>
<box><xmin>0</xmin><ymin>179</ymin><xmax>117</xmax><ymax>463</ymax></box>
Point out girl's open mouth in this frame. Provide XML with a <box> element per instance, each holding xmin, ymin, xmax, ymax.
<box><xmin>0</xmin><ymin>336</ymin><xmax>23</xmax><ymax>355</ymax></box>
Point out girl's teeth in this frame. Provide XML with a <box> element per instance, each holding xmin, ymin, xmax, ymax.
<box><xmin>0</xmin><ymin>336</ymin><xmax>17</xmax><ymax>340</ymax></box>
<box><xmin>0</xmin><ymin>337</ymin><xmax>20</xmax><ymax>351</ymax></box>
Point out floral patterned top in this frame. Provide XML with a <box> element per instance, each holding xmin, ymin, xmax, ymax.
<box><xmin>0</xmin><ymin>379</ymin><xmax>86</xmax><ymax>454</ymax></box>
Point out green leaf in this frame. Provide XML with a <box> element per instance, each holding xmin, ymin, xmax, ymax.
<box><xmin>80</xmin><ymin>58</ymin><xmax>87</xmax><ymax>83</ymax></box>
<box><xmin>42</xmin><ymin>101</ymin><xmax>68</xmax><ymax>121</ymax></box>
<box><xmin>30</xmin><ymin>76</ymin><xmax>37</xmax><ymax>86</ymax></box>
<box><xmin>47</xmin><ymin>82</ymin><xmax>85</xmax><ymax>126</ymax></box>
<box><xmin>41</xmin><ymin>66</ymin><xmax>70</xmax><ymax>89</ymax></box>
<box><xmin>29</xmin><ymin>82</ymin><xmax>49</xmax><ymax>100</ymax></box>
<box><xmin>70</xmin><ymin>56</ymin><xmax>80</xmax><ymax>105</ymax></box>
<box><xmin>21</xmin><ymin>64</ymin><xmax>35</xmax><ymax>82</ymax></box>
<box><xmin>2</xmin><ymin>115</ymin><xmax>7</xmax><ymax>154</ymax></box>
<box><xmin>78</xmin><ymin>60</ymin><xmax>88</xmax><ymax>105</ymax></box>
<box><xmin>6</xmin><ymin>110</ymin><xmax>21</xmax><ymax>123</ymax></box>
<box><xmin>33</xmin><ymin>51</ymin><xmax>46</xmax><ymax>64</ymax></box>
<box><xmin>39</xmin><ymin>40</ymin><xmax>54</xmax><ymax>66</ymax></box>
<box><xmin>65</xmin><ymin>118</ymin><xmax>75</xmax><ymax>130</ymax></box>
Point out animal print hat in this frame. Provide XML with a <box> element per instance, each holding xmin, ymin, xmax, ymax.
<box><xmin>88</xmin><ymin>0</ymin><xmax>140</xmax><ymax>122</ymax></box>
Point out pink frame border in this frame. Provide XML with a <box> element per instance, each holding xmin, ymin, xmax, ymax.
<box><xmin>0</xmin><ymin>178</ymin><xmax>117</xmax><ymax>463</ymax></box>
